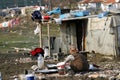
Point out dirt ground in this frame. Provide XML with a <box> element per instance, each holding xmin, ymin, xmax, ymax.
<box><xmin>0</xmin><ymin>52</ymin><xmax>120</xmax><ymax>80</ymax></box>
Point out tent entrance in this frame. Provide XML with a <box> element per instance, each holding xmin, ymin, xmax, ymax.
<box><xmin>75</xmin><ymin>19</ymin><xmax>88</xmax><ymax>51</ymax></box>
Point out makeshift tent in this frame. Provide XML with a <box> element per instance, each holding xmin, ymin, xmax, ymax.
<box><xmin>59</xmin><ymin>14</ymin><xmax>120</xmax><ymax>56</ymax></box>
<box><xmin>86</xmin><ymin>16</ymin><xmax>118</xmax><ymax>56</ymax></box>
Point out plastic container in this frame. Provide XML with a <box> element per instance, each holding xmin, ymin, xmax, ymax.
<box><xmin>56</xmin><ymin>62</ymin><xmax>66</xmax><ymax>75</ymax></box>
<box><xmin>37</xmin><ymin>54</ymin><xmax>44</xmax><ymax>69</ymax></box>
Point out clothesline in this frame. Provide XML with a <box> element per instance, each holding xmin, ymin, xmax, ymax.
<box><xmin>0</xmin><ymin>18</ymin><xmax>20</xmax><ymax>28</ymax></box>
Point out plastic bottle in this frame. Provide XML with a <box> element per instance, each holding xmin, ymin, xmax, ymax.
<box><xmin>37</xmin><ymin>54</ymin><xmax>44</xmax><ymax>69</ymax></box>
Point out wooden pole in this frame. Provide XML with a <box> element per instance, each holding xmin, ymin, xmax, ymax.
<box><xmin>38</xmin><ymin>23</ymin><xmax>42</xmax><ymax>48</ymax></box>
<box><xmin>47</xmin><ymin>23</ymin><xmax>51</xmax><ymax>55</ymax></box>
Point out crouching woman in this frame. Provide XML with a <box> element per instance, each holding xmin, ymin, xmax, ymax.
<box><xmin>64</xmin><ymin>45</ymin><xmax>89</xmax><ymax>73</ymax></box>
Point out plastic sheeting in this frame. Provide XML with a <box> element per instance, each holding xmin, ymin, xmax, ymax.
<box><xmin>86</xmin><ymin>17</ymin><xmax>116</xmax><ymax>55</ymax></box>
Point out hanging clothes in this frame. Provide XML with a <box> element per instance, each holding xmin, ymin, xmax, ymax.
<box><xmin>31</xmin><ymin>10</ymin><xmax>42</xmax><ymax>22</ymax></box>
<box><xmin>0</xmin><ymin>23</ymin><xmax>2</xmax><ymax>28</ymax></box>
<box><xmin>15</xmin><ymin>18</ymin><xmax>20</xmax><ymax>25</ymax></box>
<box><xmin>34</xmin><ymin>25</ymin><xmax>40</xmax><ymax>35</ymax></box>
<box><xmin>8</xmin><ymin>20</ymin><xmax>13</xmax><ymax>27</ymax></box>
<box><xmin>11</xmin><ymin>19</ymin><xmax>16</xmax><ymax>26</ymax></box>
<box><xmin>42</xmin><ymin>15</ymin><xmax>51</xmax><ymax>22</ymax></box>
<box><xmin>54</xmin><ymin>18</ymin><xmax>62</xmax><ymax>24</ymax></box>
<box><xmin>2</xmin><ymin>22</ymin><xmax>8</xmax><ymax>28</ymax></box>
<box><xmin>30</xmin><ymin>48</ymin><xmax>44</xmax><ymax>57</ymax></box>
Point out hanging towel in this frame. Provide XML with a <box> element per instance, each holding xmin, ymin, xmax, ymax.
<box><xmin>34</xmin><ymin>25</ymin><xmax>40</xmax><ymax>35</ymax></box>
<box><xmin>54</xmin><ymin>18</ymin><xmax>62</xmax><ymax>24</ymax></box>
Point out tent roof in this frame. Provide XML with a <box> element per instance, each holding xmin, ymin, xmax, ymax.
<box><xmin>62</xmin><ymin>15</ymin><xmax>97</xmax><ymax>22</ymax></box>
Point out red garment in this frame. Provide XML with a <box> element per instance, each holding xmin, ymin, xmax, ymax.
<box><xmin>43</xmin><ymin>16</ymin><xmax>51</xmax><ymax>20</ymax></box>
<box><xmin>30</xmin><ymin>48</ymin><xmax>44</xmax><ymax>57</ymax></box>
<box><xmin>15</xmin><ymin>18</ymin><xmax>20</xmax><ymax>25</ymax></box>
<box><xmin>0</xmin><ymin>23</ymin><xmax>2</xmax><ymax>28</ymax></box>
<box><xmin>8</xmin><ymin>20</ymin><xmax>12</xmax><ymax>27</ymax></box>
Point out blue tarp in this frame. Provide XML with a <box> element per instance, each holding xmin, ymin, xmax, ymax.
<box><xmin>60</xmin><ymin>13</ymin><xmax>71</xmax><ymax>19</ymax></box>
<box><xmin>71</xmin><ymin>10</ymin><xmax>89</xmax><ymax>17</ymax></box>
<box><xmin>59</xmin><ymin>10</ymin><xmax>89</xmax><ymax>19</ymax></box>
<box><xmin>47</xmin><ymin>7</ymin><xmax>61</xmax><ymax>15</ymax></box>
<box><xmin>97</xmin><ymin>12</ymin><xmax>109</xmax><ymax>18</ymax></box>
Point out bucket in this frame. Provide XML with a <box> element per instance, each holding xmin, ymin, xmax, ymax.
<box><xmin>26</xmin><ymin>74</ymin><xmax>35</xmax><ymax>80</ymax></box>
<box><xmin>56</xmin><ymin>62</ymin><xmax>66</xmax><ymax>75</ymax></box>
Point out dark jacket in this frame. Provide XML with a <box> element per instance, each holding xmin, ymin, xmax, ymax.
<box><xmin>70</xmin><ymin>53</ymin><xmax>89</xmax><ymax>73</ymax></box>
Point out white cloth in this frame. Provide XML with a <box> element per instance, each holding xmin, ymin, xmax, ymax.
<box><xmin>34</xmin><ymin>25</ymin><xmax>40</xmax><ymax>35</ymax></box>
<box><xmin>44</xmin><ymin>48</ymin><xmax>50</xmax><ymax>58</ymax></box>
<box><xmin>89</xmin><ymin>64</ymin><xmax>98</xmax><ymax>70</ymax></box>
<box><xmin>88</xmin><ymin>3</ymin><xmax>96</xmax><ymax>9</ymax></box>
<box><xmin>54</xmin><ymin>18</ymin><xmax>62</xmax><ymax>24</ymax></box>
<box><xmin>78</xmin><ymin>4</ymin><xmax>87</xmax><ymax>10</ymax></box>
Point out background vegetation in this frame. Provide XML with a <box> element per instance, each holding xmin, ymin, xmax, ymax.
<box><xmin>0</xmin><ymin>15</ymin><xmax>60</xmax><ymax>53</ymax></box>
<box><xmin>0</xmin><ymin>0</ymin><xmax>80</xmax><ymax>9</ymax></box>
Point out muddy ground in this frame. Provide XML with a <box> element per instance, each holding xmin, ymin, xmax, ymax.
<box><xmin>0</xmin><ymin>52</ymin><xmax>120</xmax><ymax>80</ymax></box>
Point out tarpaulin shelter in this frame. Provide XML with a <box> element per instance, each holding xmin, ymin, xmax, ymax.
<box><xmin>59</xmin><ymin>14</ymin><xmax>120</xmax><ymax>56</ymax></box>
